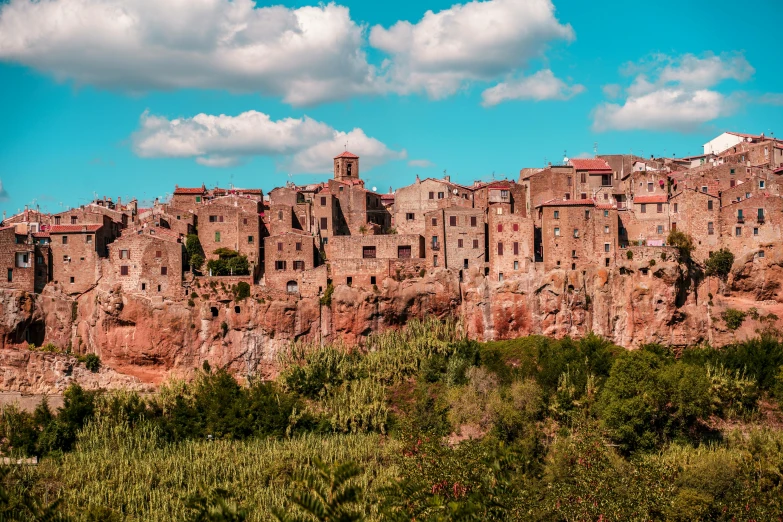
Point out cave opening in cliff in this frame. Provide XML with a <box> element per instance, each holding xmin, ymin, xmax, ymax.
<box><xmin>23</xmin><ymin>321</ymin><xmax>45</xmax><ymax>346</ymax></box>
<box><xmin>211</xmin><ymin>307</ymin><xmax>218</xmax><ymax>317</ymax></box>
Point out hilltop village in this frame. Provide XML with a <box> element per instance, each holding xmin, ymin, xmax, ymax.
<box><xmin>2</xmin><ymin>131</ymin><xmax>781</xmax><ymax>303</ymax></box>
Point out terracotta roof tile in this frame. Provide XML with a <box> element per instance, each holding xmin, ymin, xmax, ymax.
<box><xmin>537</xmin><ymin>198</ymin><xmax>595</xmax><ymax>207</ymax></box>
<box><xmin>633</xmin><ymin>195</ymin><xmax>668</xmax><ymax>204</ymax></box>
<box><xmin>173</xmin><ymin>187</ymin><xmax>206</xmax><ymax>195</ymax></box>
<box><xmin>569</xmin><ymin>158</ymin><xmax>613</xmax><ymax>172</ymax></box>
<box><xmin>32</xmin><ymin>232</ymin><xmax>50</xmax><ymax>238</ymax></box>
<box><xmin>334</xmin><ymin>151</ymin><xmax>359</xmax><ymax>159</ymax></box>
<box><xmin>49</xmin><ymin>224</ymin><xmax>103</xmax><ymax>233</ymax></box>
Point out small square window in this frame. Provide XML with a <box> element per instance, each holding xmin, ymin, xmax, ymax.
<box><xmin>760</xmin><ymin>181</ymin><xmax>766</xmax><ymax>189</ymax></box>
<box><xmin>735</xmin><ymin>227</ymin><xmax>742</xmax><ymax>236</ymax></box>
<box><xmin>428</xmin><ymin>192</ymin><xmax>434</xmax><ymax>200</ymax></box>
<box><xmin>473</xmin><ymin>239</ymin><xmax>479</xmax><ymax>249</ymax></box>
<box><xmin>161</xmin><ymin>266</ymin><xmax>168</xmax><ymax>275</ymax></box>
<box><xmin>406</xmin><ymin>213</ymin><xmax>415</xmax><ymax>220</ymax></box>
<box><xmin>554</xmin><ymin>210</ymin><xmax>559</xmax><ymax>219</ymax></box>
<box><xmin>458</xmin><ymin>239</ymin><xmax>463</xmax><ymax>248</ymax></box>
<box><xmin>296</xmin><ymin>242</ymin><xmax>302</xmax><ymax>251</ymax></box>
<box><xmin>573</xmin><ymin>229</ymin><xmax>579</xmax><ymax>238</ymax></box>
<box><xmin>449</xmin><ymin>216</ymin><xmax>457</xmax><ymax>226</ymax></box>
<box><xmin>62</xmin><ymin>236</ymin><xmax>68</xmax><ymax>244</ymax></box>
<box><xmin>120</xmin><ymin>265</ymin><xmax>129</xmax><ymax>276</ymax></box>
<box><xmin>604</xmin><ymin>243</ymin><xmax>610</xmax><ymax>252</ymax></box>
<box><xmin>758</xmin><ymin>250</ymin><xmax>765</xmax><ymax>258</ymax></box>
<box><xmin>604</xmin><ymin>210</ymin><xmax>609</xmax><ymax>217</ymax></box>
<box><xmin>371</xmin><ymin>276</ymin><xmax>377</xmax><ymax>285</ymax></box>
<box><xmin>753</xmin><ymin>227</ymin><xmax>759</xmax><ymax>236</ymax></box>
<box><xmin>141</xmin><ymin>283</ymin><xmax>146</xmax><ymax>291</ymax></box>
<box><xmin>70</xmin><ymin>277</ymin><xmax>75</xmax><ymax>284</ymax></box>
<box><xmin>248</xmin><ymin>236</ymin><xmax>254</xmax><ymax>243</ymax></box>
<box><xmin>554</xmin><ymin>227</ymin><xmax>560</xmax><ymax>237</ymax></box>
<box><xmin>513</xmin><ymin>223</ymin><xmax>519</xmax><ymax>232</ymax></box>
<box><xmin>657</xmin><ymin>225</ymin><xmax>664</xmax><ymax>234</ymax></box>
<box><xmin>215</xmin><ymin>231</ymin><xmax>221</xmax><ymax>242</ymax></box>
<box><xmin>155</xmin><ymin>250</ymin><xmax>161</xmax><ymax>258</ymax></box>
<box><xmin>470</xmin><ymin>216</ymin><xmax>477</xmax><ymax>227</ymax></box>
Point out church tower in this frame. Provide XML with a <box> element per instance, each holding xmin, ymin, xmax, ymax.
<box><xmin>334</xmin><ymin>151</ymin><xmax>360</xmax><ymax>182</ymax></box>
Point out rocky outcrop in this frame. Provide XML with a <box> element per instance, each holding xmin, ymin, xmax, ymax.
<box><xmin>1</xmin><ymin>251</ymin><xmax>782</xmax><ymax>393</ymax></box>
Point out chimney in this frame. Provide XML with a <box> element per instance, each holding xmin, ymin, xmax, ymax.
<box><xmin>415</xmin><ymin>175</ymin><xmax>420</xmax><ymax>183</ymax></box>
<box><xmin>444</xmin><ymin>175</ymin><xmax>450</xmax><ymax>182</ymax></box>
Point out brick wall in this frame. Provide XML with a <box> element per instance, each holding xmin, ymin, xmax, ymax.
<box><xmin>195</xmin><ymin>196</ymin><xmax>262</xmax><ymax>278</ymax></box>
<box><xmin>394</xmin><ymin>178</ymin><xmax>473</xmax><ymax>235</ymax></box>
<box><xmin>487</xmin><ymin>210</ymin><xmax>535</xmax><ymax>280</ymax></box>
<box><xmin>50</xmin><ymin>230</ymin><xmax>104</xmax><ymax>295</ymax></box>
<box><xmin>263</xmin><ymin>232</ymin><xmax>318</xmax><ymax>292</ymax></box>
<box><xmin>424</xmin><ymin>208</ymin><xmax>485</xmax><ymax>270</ymax></box>
<box><xmin>328</xmin><ymin>234</ymin><xmax>425</xmax><ymax>262</ymax></box>
<box><xmin>540</xmin><ymin>203</ymin><xmax>598</xmax><ymax>271</ymax></box>
<box><xmin>521</xmin><ymin>167</ymin><xmax>575</xmax><ymax>217</ymax></box>
<box><xmin>0</xmin><ymin>228</ymin><xmax>35</xmax><ymax>292</ymax></box>
<box><xmin>669</xmin><ymin>189</ymin><xmax>720</xmax><ymax>262</ymax></box>
<box><xmin>108</xmin><ymin>232</ymin><xmax>184</xmax><ymax>298</ymax></box>
<box><xmin>720</xmin><ymin>195</ymin><xmax>783</xmax><ymax>256</ymax></box>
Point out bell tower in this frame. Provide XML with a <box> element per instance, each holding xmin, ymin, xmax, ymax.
<box><xmin>334</xmin><ymin>151</ymin><xmax>360</xmax><ymax>182</ymax></box>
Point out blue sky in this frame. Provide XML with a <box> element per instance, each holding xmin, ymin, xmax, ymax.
<box><xmin>1</xmin><ymin>0</ymin><xmax>782</xmax><ymax>215</ymax></box>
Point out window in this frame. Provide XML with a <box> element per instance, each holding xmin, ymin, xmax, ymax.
<box><xmin>161</xmin><ymin>266</ymin><xmax>168</xmax><ymax>275</ymax></box>
<box><xmin>320</xmin><ymin>196</ymin><xmax>327</xmax><ymax>206</ymax></box>
<box><xmin>6</xmin><ymin>269</ymin><xmax>11</xmax><ymax>282</ymax></box>
<box><xmin>243</xmin><ymin>218</ymin><xmax>248</xmax><ymax>225</ymax></box>
<box><xmin>604</xmin><ymin>243</ymin><xmax>610</xmax><ymax>252</ymax></box>
<box><xmin>759</xmin><ymin>250</ymin><xmax>765</xmax><ymax>258</ymax></box>
<box><xmin>730</xmin><ymin>168</ymin><xmax>735</xmax><ymax>174</ymax></box>
<box><xmin>604</xmin><ymin>225</ymin><xmax>610</xmax><ymax>234</ymax></box>
<box><xmin>363</xmin><ymin>246</ymin><xmax>376</xmax><ymax>259</ymax></box>
<box><xmin>71</xmin><ymin>216</ymin><xmax>77</xmax><ymax>224</ymax></box>
<box><xmin>62</xmin><ymin>235</ymin><xmax>68</xmax><ymax>244</ymax></box>
<box><xmin>433</xmin><ymin>255</ymin><xmax>438</xmax><ymax>267</ymax></box>
<box><xmin>707</xmin><ymin>200</ymin><xmax>714</xmax><ymax>211</ymax></box>
<box><xmin>735</xmin><ymin>227</ymin><xmax>742</xmax><ymax>236</ymax></box>
<box><xmin>370</xmin><ymin>276</ymin><xmax>376</xmax><ymax>285</ymax></box>
<box><xmin>640</xmin><ymin>204</ymin><xmax>647</xmax><ymax>214</ymax></box>
<box><xmin>406</xmin><ymin>213</ymin><xmax>415</xmax><ymax>221</ymax></box>
<box><xmin>604</xmin><ymin>193</ymin><xmax>609</xmax><ymax>200</ymax></box>
<box><xmin>554</xmin><ymin>210</ymin><xmax>559</xmax><ymax>219</ymax></box>
<box><xmin>657</xmin><ymin>225</ymin><xmax>664</xmax><ymax>235</ymax></box>
<box><xmin>567</xmin><ymin>176</ymin><xmax>572</xmax><ymax>187</ymax></box>
<box><xmin>293</xmin><ymin>260</ymin><xmax>305</xmax><ymax>271</ymax></box>
<box><xmin>209</xmin><ymin>216</ymin><xmax>217</xmax><ymax>223</ymax></box>
<box><xmin>431</xmin><ymin>218</ymin><xmax>437</xmax><ymax>226</ymax></box>
<box><xmin>339</xmin><ymin>186</ymin><xmax>343</xmax><ymax>192</ymax></box>
<box><xmin>604</xmin><ymin>210</ymin><xmax>609</xmax><ymax>217</ymax></box>
<box><xmin>428</xmin><ymin>191</ymin><xmax>434</xmax><ymax>199</ymax></box>
<box><xmin>36</xmin><ymin>256</ymin><xmax>43</xmax><ymax>265</ymax></box>
<box><xmin>497</xmin><ymin>242</ymin><xmax>503</xmax><ymax>255</ymax></box>
<box><xmin>438</xmin><ymin>192</ymin><xmax>444</xmax><ymax>199</ymax></box>
<box><xmin>554</xmin><ymin>227</ymin><xmax>560</xmax><ymax>237</ymax></box>
<box><xmin>498</xmin><ymin>273</ymin><xmax>504</xmax><ymax>281</ymax></box>
<box><xmin>70</xmin><ymin>277</ymin><xmax>75</xmax><ymax>284</ymax></box>
<box><xmin>564</xmin><ymin>193</ymin><xmax>571</xmax><ymax>200</ymax></box>
<box><xmin>513</xmin><ymin>242</ymin><xmax>519</xmax><ymax>255</ymax></box>
<box><xmin>580</xmin><ymin>193</ymin><xmax>587</xmax><ymax>200</ymax></box>
<box><xmin>573</xmin><ymin>229</ymin><xmax>579</xmax><ymax>238</ymax></box>
<box><xmin>248</xmin><ymin>236</ymin><xmax>254</xmax><ymax>244</ymax></box>
<box><xmin>277</xmin><ymin>242</ymin><xmax>283</xmax><ymax>252</ymax></box>
<box><xmin>673</xmin><ymin>203</ymin><xmax>678</xmax><ymax>213</ymax></box>
<box><xmin>54</xmin><ymin>216</ymin><xmax>61</xmax><ymax>225</ymax></box>
<box><xmin>497</xmin><ymin>224</ymin><xmax>503</xmax><ymax>233</ymax></box>
<box><xmin>215</xmin><ymin>231</ymin><xmax>220</xmax><ymax>242</ymax></box>
<box><xmin>513</xmin><ymin>223</ymin><xmax>519</xmax><ymax>232</ymax></box>
<box><xmin>730</xmin><ymin>180</ymin><xmax>736</xmax><ymax>188</ymax></box>
<box><xmin>195</xmin><ymin>196</ymin><xmax>202</xmax><ymax>203</ymax></box>
<box><xmin>581</xmin><ymin>172</ymin><xmax>586</xmax><ymax>183</ymax></box>
<box><xmin>571</xmin><ymin>250</ymin><xmax>577</xmax><ymax>258</ymax></box>
<box><xmin>120</xmin><ymin>265</ymin><xmax>129</xmax><ymax>276</ymax></box>
<box><xmin>275</xmin><ymin>261</ymin><xmax>286</xmax><ymax>270</ymax></box>
<box><xmin>708</xmin><ymin>222</ymin><xmax>714</xmax><ymax>235</ymax></box>
<box><xmin>753</xmin><ymin>227</ymin><xmax>759</xmax><ymax>236</ymax></box>
<box><xmin>431</xmin><ymin>236</ymin><xmax>439</xmax><ymax>248</ymax></box>
<box><xmin>701</xmin><ymin>186</ymin><xmax>708</xmax><ymax>193</ymax></box>
<box><xmin>514</xmin><ymin>261</ymin><xmax>519</xmax><ymax>270</ymax></box>
<box><xmin>585</xmin><ymin>210</ymin><xmax>590</xmax><ymax>219</ymax></box>
<box><xmin>647</xmin><ymin>182</ymin><xmax>653</xmax><ymax>192</ymax></box>
<box><xmin>320</xmin><ymin>217</ymin><xmax>328</xmax><ymax>230</ymax></box>
<box><xmin>470</xmin><ymin>216</ymin><xmax>477</xmax><ymax>227</ymax></box>
<box><xmin>155</xmin><ymin>250</ymin><xmax>161</xmax><ymax>258</ymax></box>
<box><xmin>473</xmin><ymin>239</ymin><xmax>479</xmax><ymax>249</ymax></box>
<box><xmin>449</xmin><ymin>216</ymin><xmax>457</xmax><ymax>226</ymax></box>
<box><xmin>295</xmin><ymin>242</ymin><xmax>302</xmax><ymax>251</ymax></box>
<box><xmin>458</xmin><ymin>239</ymin><xmax>463</xmax><ymax>248</ymax></box>
<box><xmin>655</xmin><ymin>203</ymin><xmax>663</xmax><ymax>213</ymax></box>
<box><xmin>760</xmin><ymin>180</ymin><xmax>766</xmax><ymax>189</ymax></box>
<box><xmin>398</xmin><ymin>246</ymin><xmax>411</xmax><ymax>259</ymax></box>
<box><xmin>501</xmin><ymin>190</ymin><xmax>509</xmax><ymax>199</ymax></box>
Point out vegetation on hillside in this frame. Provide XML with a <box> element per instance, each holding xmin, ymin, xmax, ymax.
<box><xmin>2</xmin><ymin>318</ymin><xmax>783</xmax><ymax>520</ymax></box>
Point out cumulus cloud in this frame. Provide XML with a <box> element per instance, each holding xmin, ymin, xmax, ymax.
<box><xmin>131</xmin><ymin>110</ymin><xmax>405</xmax><ymax>173</ymax></box>
<box><xmin>602</xmin><ymin>84</ymin><xmax>621</xmax><ymax>99</ymax></box>
<box><xmin>759</xmin><ymin>93</ymin><xmax>783</xmax><ymax>105</ymax></box>
<box><xmin>408</xmin><ymin>159</ymin><xmax>435</xmax><ymax>168</ymax></box>
<box><xmin>0</xmin><ymin>0</ymin><xmax>376</xmax><ymax>105</ymax></box>
<box><xmin>481</xmin><ymin>69</ymin><xmax>584</xmax><ymax>106</ymax></box>
<box><xmin>593</xmin><ymin>52</ymin><xmax>753</xmax><ymax>132</ymax></box>
<box><xmin>369</xmin><ymin>0</ymin><xmax>574</xmax><ymax>99</ymax></box>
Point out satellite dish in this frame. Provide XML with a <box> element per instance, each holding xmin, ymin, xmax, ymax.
<box><xmin>453</xmin><ymin>189</ymin><xmax>459</xmax><ymax>194</ymax></box>
<box><xmin>372</xmin><ymin>186</ymin><xmax>377</xmax><ymax>191</ymax></box>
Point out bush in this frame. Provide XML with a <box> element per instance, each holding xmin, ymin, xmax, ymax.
<box><xmin>207</xmin><ymin>249</ymin><xmax>249</xmax><ymax>276</ymax></box>
<box><xmin>234</xmin><ymin>281</ymin><xmax>251</xmax><ymax>301</ymax></box>
<box><xmin>319</xmin><ymin>282</ymin><xmax>334</xmax><ymax>306</ymax></box>
<box><xmin>705</xmin><ymin>249</ymin><xmax>734</xmax><ymax>279</ymax></box>
<box><xmin>186</xmin><ymin>235</ymin><xmax>205</xmax><ymax>272</ymax></box>
<box><xmin>722</xmin><ymin>309</ymin><xmax>746</xmax><ymax>331</ymax></box>
<box><xmin>667</xmin><ymin>230</ymin><xmax>695</xmax><ymax>260</ymax></box>
<box><xmin>626</xmin><ymin>250</ymin><xmax>633</xmax><ymax>260</ymax></box>
<box><xmin>83</xmin><ymin>353</ymin><xmax>101</xmax><ymax>373</ymax></box>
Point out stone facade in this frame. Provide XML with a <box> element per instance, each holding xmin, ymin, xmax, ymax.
<box><xmin>263</xmin><ymin>231</ymin><xmax>318</xmax><ymax>293</ymax></box>
<box><xmin>0</xmin><ymin>227</ymin><xmax>36</xmax><ymax>293</ymax></box>
<box><xmin>394</xmin><ymin>177</ymin><xmax>474</xmax><ymax>235</ymax></box>
<box><xmin>520</xmin><ymin>166</ymin><xmax>575</xmax><ymax>217</ymax></box>
<box><xmin>627</xmin><ymin>195</ymin><xmax>670</xmax><ymax>245</ymax></box>
<box><xmin>108</xmin><ymin>228</ymin><xmax>185</xmax><ymax>298</ymax></box>
<box><xmin>669</xmin><ymin>189</ymin><xmax>720</xmax><ymax>262</ymax></box>
<box><xmin>424</xmin><ymin>208</ymin><xmax>485</xmax><ymax>271</ymax></box>
<box><xmin>539</xmin><ymin>200</ymin><xmax>616</xmax><ymax>271</ymax></box>
<box><xmin>49</xmin><ymin>224</ymin><xmax>110</xmax><ymax>294</ymax></box>
<box><xmin>720</xmin><ymin>195</ymin><xmax>783</xmax><ymax>254</ymax></box>
<box><xmin>195</xmin><ymin>195</ymin><xmax>262</xmax><ymax>279</ymax></box>
<box><xmin>487</xmin><ymin>211</ymin><xmax>535</xmax><ymax>281</ymax></box>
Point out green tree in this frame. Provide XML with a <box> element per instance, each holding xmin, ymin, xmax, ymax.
<box><xmin>186</xmin><ymin>235</ymin><xmax>206</xmax><ymax>272</ymax></box>
<box><xmin>274</xmin><ymin>460</ymin><xmax>364</xmax><ymax>522</ymax></box>
<box><xmin>185</xmin><ymin>489</ymin><xmax>248</xmax><ymax>522</ymax></box>
<box><xmin>207</xmin><ymin>249</ymin><xmax>249</xmax><ymax>276</ymax></box>
<box><xmin>705</xmin><ymin>248</ymin><xmax>734</xmax><ymax>279</ymax></box>
<box><xmin>722</xmin><ymin>308</ymin><xmax>746</xmax><ymax>331</ymax></box>
<box><xmin>667</xmin><ymin>230</ymin><xmax>695</xmax><ymax>260</ymax></box>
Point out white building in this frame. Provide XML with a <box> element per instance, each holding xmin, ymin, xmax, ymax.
<box><xmin>703</xmin><ymin>132</ymin><xmax>758</xmax><ymax>155</ymax></box>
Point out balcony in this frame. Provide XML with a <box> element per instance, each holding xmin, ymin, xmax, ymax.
<box><xmin>737</xmin><ymin>216</ymin><xmax>745</xmax><ymax>224</ymax></box>
<box><xmin>758</xmin><ymin>216</ymin><xmax>765</xmax><ymax>224</ymax></box>
<box><xmin>431</xmin><ymin>244</ymin><xmax>441</xmax><ymax>251</ymax></box>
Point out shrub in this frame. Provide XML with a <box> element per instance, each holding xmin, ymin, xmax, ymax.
<box><xmin>83</xmin><ymin>353</ymin><xmax>101</xmax><ymax>373</ymax></box>
<box><xmin>649</xmin><ymin>259</ymin><xmax>656</xmax><ymax>267</ymax></box>
<box><xmin>221</xmin><ymin>322</ymin><xmax>229</xmax><ymax>337</ymax></box>
<box><xmin>187</xmin><ymin>299</ymin><xmax>195</xmax><ymax>307</ymax></box>
<box><xmin>319</xmin><ymin>282</ymin><xmax>334</xmax><ymax>306</ymax></box>
<box><xmin>234</xmin><ymin>282</ymin><xmax>251</xmax><ymax>301</ymax></box>
<box><xmin>661</xmin><ymin>252</ymin><xmax>667</xmax><ymax>261</ymax></box>
<box><xmin>667</xmin><ymin>230</ymin><xmax>695</xmax><ymax>260</ymax></box>
<box><xmin>705</xmin><ymin>249</ymin><xmax>734</xmax><ymax>279</ymax></box>
<box><xmin>190</xmin><ymin>292</ymin><xmax>198</xmax><ymax>299</ymax></box>
<box><xmin>419</xmin><ymin>268</ymin><xmax>426</xmax><ymax>277</ymax></box>
<box><xmin>186</xmin><ymin>235</ymin><xmax>206</xmax><ymax>272</ymax></box>
<box><xmin>722</xmin><ymin>309</ymin><xmax>746</xmax><ymax>331</ymax></box>
<box><xmin>626</xmin><ymin>250</ymin><xmax>633</xmax><ymax>260</ymax></box>
<box><xmin>207</xmin><ymin>249</ymin><xmax>249</xmax><ymax>276</ymax></box>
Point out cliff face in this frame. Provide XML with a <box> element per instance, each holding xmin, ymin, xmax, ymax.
<box><xmin>1</xmin><ymin>251</ymin><xmax>781</xmax><ymax>393</ymax></box>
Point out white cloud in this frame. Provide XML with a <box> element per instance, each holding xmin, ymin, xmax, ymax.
<box><xmin>0</xmin><ymin>0</ymin><xmax>376</xmax><ymax>105</ymax></box>
<box><xmin>131</xmin><ymin>110</ymin><xmax>405</xmax><ymax>172</ymax></box>
<box><xmin>759</xmin><ymin>93</ymin><xmax>783</xmax><ymax>105</ymax></box>
<box><xmin>408</xmin><ymin>159</ymin><xmax>435</xmax><ymax>168</ymax></box>
<box><xmin>481</xmin><ymin>69</ymin><xmax>584</xmax><ymax>106</ymax></box>
<box><xmin>593</xmin><ymin>52</ymin><xmax>753</xmax><ymax>132</ymax></box>
<box><xmin>369</xmin><ymin>0</ymin><xmax>574</xmax><ymax>99</ymax></box>
<box><xmin>602</xmin><ymin>84</ymin><xmax>621</xmax><ymax>99</ymax></box>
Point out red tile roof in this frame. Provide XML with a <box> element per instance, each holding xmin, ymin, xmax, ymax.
<box><xmin>775</xmin><ymin>166</ymin><xmax>783</xmax><ymax>174</ymax></box>
<box><xmin>173</xmin><ymin>187</ymin><xmax>206</xmax><ymax>195</ymax></box>
<box><xmin>380</xmin><ymin>194</ymin><xmax>395</xmax><ymax>201</ymax></box>
<box><xmin>633</xmin><ymin>195</ymin><xmax>668</xmax><ymax>204</ymax></box>
<box><xmin>49</xmin><ymin>224</ymin><xmax>103</xmax><ymax>233</ymax></box>
<box><xmin>569</xmin><ymin>158</ymin><xmax>612</xmax><ymax>172</ymax></box>
<box><xmin>537</xmin><ymin>198</ymin><xmax>595</xmax><ymax>207</ymax></box>
<box><xmin>334</xmin><ymin>151</ymin><xmax>359</xmax><ymax>159</ymax></box>
<box><xmin>595</xmin><ymin>203</ymin><xmax>616</xmax><ymax>210</ymax></box>
<box><xmin>32</xmin><ymin>232</ymin><xmax>50</xmax><ymax>238</ymax></box>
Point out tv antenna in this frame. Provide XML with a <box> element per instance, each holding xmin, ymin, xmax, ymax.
<box><xmin>593</xmin><ymin>142</ymin><xmax>598</xmax><ymax>156</ymax></box>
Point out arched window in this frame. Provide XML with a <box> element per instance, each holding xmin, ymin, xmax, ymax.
<box><xmin>286</xmin><ymin>280</ymin><xmax>299</xmax><ymax>293</ymax></box>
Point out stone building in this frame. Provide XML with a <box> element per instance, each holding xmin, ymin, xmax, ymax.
<box><xmin>312</xmin><ymin>187</ymin><xmax>339</xmax><ymax>245</ymax></box>
<box><xmin>49</xmin><ymin>224</ymin><xmax>111</xmax><ymax>294</ymax></box>
<box><xmin>718</xmin><ymin>136</ymin><xmax>783</xmax><ymax>169</ymax></box>
<box><xmin>194</xmin><ymin>195</ymin><xmax>262</xmax><ymax>279</ymax></box>
<box><xmin>263</xmin><ymin>231</ymin><xmax>320</xmax><ymax>294</ymax></box>
<box><xmin>668</xmin><ymin>189</ymin><xmax>721</xmax><ymax>262</ymax></box>
<box><xmin>423</xmin><ymin>207</ymin><xmax>486</xmax><ymax>272</ymax></box>
<box><xmin>171</xmin><ymin>185</ymin><xmax>207</xmax><ymax>212</ymax></box>
<box><xmin>519</xmin><ymin>166</ymin><xmax>575</xmax><ymax>217</ymax></box>
<box><xmin>679</xmin><ymin>164</ymin><xmax>773</xmax><ymax>195</ymax></box>
<box><xmin>569</xmin><ymin>158</ymin><xmax>617</xmax><ymax>201</ymax></box>
<box><xmin>328</xmin><ymin>234</ymin><xmax>425</xmax><ymax>288</ymax></box>
<box><xmin>108</xmin><ymin>228</ymin><xmax>185</xmax><ymax>298</ymax></box>
<box><xmin>473</xmin><ymin>180</ymin><xmax>526</xmax><ymax>216</ymax></box>
<box><xmin>720</xmin><ymin>195</ymin><xmax>783</xmax><ymax>255</ymax></box>
<box><xmin>720</xmin><ymin>174</ymin><xmax>782</xmax><ymax>207</ymax></box>
<box><xmin>538</xmin><ymin>199</ymin><xmax>617</xmax><ymax>271</ymax></box>
<box><xmin>393</xmin><ymin>177</ymin><xmax>474</xmax><ymax>235</ymax></box>
<box><xmin>51</xmin><ymin>207</ymin><xmax>122</xmax><ymax>242</ymax></box>
<box><xmin>0</xmin><ymin>226</ymin><xmax>37</xmax><ymax>292</ymax></box>
<box><xmin>487</xmin><ymin>211</ymin><xmax>535</xmax><ymax>281</ymax></box>
<box><xmin>627</xmin><ymin>194</ymin><xmax>670</xmax><ymax>245</ymax></box>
